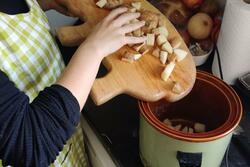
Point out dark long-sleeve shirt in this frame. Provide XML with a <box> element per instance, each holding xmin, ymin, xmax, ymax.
<box><xmin>0</xmin><ymin>70</ymin><xmax>80</xmax><ymax>166</ymax></box>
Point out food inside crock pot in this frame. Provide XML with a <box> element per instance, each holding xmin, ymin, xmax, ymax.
<box><xmin>163</xmin><ymin>118</ymin><xmax>206</xmax><ymax>133</ymax></box>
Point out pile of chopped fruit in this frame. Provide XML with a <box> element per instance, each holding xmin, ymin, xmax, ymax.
<box><xmin>163</xmin><ymin>118</ymin><xmax>206</xmax><ymax>133</ymax></box>
<box><xmin>96</xmin><ymin>1</ymin><xmax>188</xmax><ymax>93</ymax></box>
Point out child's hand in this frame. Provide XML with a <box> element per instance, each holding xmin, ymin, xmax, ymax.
<box><xmin>81</xmin><ymin>7</ymin><xmax>146</xmax><ymax>59</ymax></box>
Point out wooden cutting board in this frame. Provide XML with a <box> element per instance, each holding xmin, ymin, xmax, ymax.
<box><xmin>56</xmin><ymin>0</ymin><xmax>196</xmax><ymax>105</ymax></box>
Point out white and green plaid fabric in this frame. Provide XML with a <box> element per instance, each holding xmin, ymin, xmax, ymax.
<box><xmin>0</xmin><ymin>0</ymin><xmax>88</xmax><ymax>166</ymax></box>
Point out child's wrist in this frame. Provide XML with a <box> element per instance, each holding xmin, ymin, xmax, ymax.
<box><xmin>79</xmin><ymin>42</ymin><xmax>104</xmax><ymax>61</ymax></box>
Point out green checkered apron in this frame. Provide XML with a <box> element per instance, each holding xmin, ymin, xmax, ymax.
<box><xmin>0</xmin><ymin>0</ymin><xmax>88</xmax><ymax>166</ymax></box>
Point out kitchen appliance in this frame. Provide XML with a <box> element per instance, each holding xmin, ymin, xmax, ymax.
<box><xmin>212</xmin><ymin>0</ymin><xmax>250</xmax><ymax>84</ymax></box>
<box><xmin>139</xmin><ymin>71</ymin><xmax>242</xmax><ymax>167</ymax></box>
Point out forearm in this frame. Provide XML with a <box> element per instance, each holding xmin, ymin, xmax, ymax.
<box><xmin>57</xmin><ymin>43</ymin><xmax>103</xmax><ymax>109</ymax></box>
<box><xmin>0</xmin><ymin>71</ymin><xmax>80</xmax><ymax>166</ymax></box>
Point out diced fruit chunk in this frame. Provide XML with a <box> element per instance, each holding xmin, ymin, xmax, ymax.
<box><xmin>146</xmin><ymin>34</ymin><xmax>155</xmax><ymax>46</ymax></box>
<box><xmin>121</xmin><ymin>57</ymin><xmax>133</xmax><ymax>63</ymax></box>
<box><xmin>96</xmin><ymin>0</ymin><xmax>107</xmax><ymax>8</ymax></box>
<box><xmin>162</xmin><ymin>41</ymin><xmax>173</xmax><ymax>54</ymax></box>
<box><xmin>161</xmin><ymin>62</ymin><xmax>175</xmax><ymax>81</ymax></box>
<box><xmin>194</xmin><ymin>122</ymin><xmax>206</xmax><ymax>133</ymax></box>
<box><xmin>163</xmin><ymin>118</ymin><xmax>172</xmax><ymax>126</ymax></box>
<box><xmin>133</xmin><ymin>42</ymin><xmax>145</xmax><ymax>52</ymax></box>
<box><xmin>172</xmin><ymin>82</ymin><xmax>184</xmax><ymax>94</ymax></box>
<box><xmin>182</xmin><ymin>126</ymin><xmax>188</xmax><ymax>133</ymax></box>
<box><xmin>122</xmin><ymin>51</ymin><xmax>142</xmax><ymax>63</ymax></box>
<box><xmin>174</xmin><ymin>124</ymin><xmax>182</xmax><ymax>130</ymax></box>
<box><xmin>188</xmin><ymin>127</ymin><xmax>194</xmax><ymax>133</ymax></box>
<box><xmin>171</xmin><ymin>37</ymin><xmax>182</xmax><ymax>49</ymax></box>
<box><xmin>157</xmin><ymin>35</ymin><xmax>167</xmax><ymax>46</ymax></box>
<box><xmin>128</xmin><ymin>7</ymin><xmax>137</xmax><ymax>13</ymax></box>
<box><xmin>174</xmin><ymin>49</ymin><xmax>188</xmax><ymax>62</ymax></box>
<box><xmin>131</xmin><ymin>2</ymin><xmax>141</xmax><ymax>10</ymax></box>
<box><xmin>152</xmin><ymin>26</ymin><xmax>169</xmax><ymax>37</ymax></box>
<box><xmin>133</xmin><ymin>28</ymin><xmax>143</xmax><ymax>37</ymax></box>
<box><xmin>133</xmin><ymin>53</ymin><xmax>142</xmax><ymax>60</ymax></box>
<box><xmin>160</xmin><ymin>51</ymin><xmax>168</xmax><ymax>64</ymax></box>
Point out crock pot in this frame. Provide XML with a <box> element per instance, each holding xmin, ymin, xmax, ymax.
<box><xmin>139</xmin><ymin>71</ymin><xmax>242</xmax><ymax>167</ymax></box>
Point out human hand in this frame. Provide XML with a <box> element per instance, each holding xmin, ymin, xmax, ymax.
<box><xmin>80</xmin><ymin>7</ymin><xmax>146</xmax><ymax>59</ymax></box>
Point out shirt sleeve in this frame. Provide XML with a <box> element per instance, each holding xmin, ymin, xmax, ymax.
<box><xmin>0</xmin><ymin>70</ymin><xmax>81</xmax><ymax>167</ymax></box>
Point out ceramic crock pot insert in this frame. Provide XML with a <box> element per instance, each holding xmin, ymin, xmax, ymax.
<box><xmin>139</xmin><ymin>71</ymin><xmax>242</xmax><ymax>142</ymax></box>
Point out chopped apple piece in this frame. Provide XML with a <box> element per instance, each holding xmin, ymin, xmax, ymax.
<box><xmin>152</xmin><ymin>47</ymin><xmax>160</xmax><ymax>58</ymax></box>
<box><xmin>156</xmin><ymin>35</ymin><xmax>167</xmax><ymax>46</ymax></box>
<box><xmin>188</xmin><ymin>128</ymin><xmax>194</xmax><ymax>133</ymax></box>
<box><xmin>133</xmin><ymin>53</ymin><xmax>142</xmax><ymax>60</ymax></box>
<box><xmin>131</xmin><ymin>2</ymin><xmax>141</xmax><ymax>10</ymax></box>
<box><xmin>158</xmin><ymin>17</ymin><xmax>166</xmax><ymax>27</ymax></box>
<box><xmin>162</xmin><ymin>41</ymin><xmax>173</xmax><ymax>54</ymax></box>
<box><xmin>128</xmin><ymin>7</ymin><xmax>137</xmax><ymax>13</ymax></box>
<box><xmin>122</xmin><ymin>51</ymin><xmax>142</xmax><ymax>63</ymax></box>
<box><xmin>174</xmin><ymin>49</ymin><xmax>188</xmax><ymax>62</ymax></box>
<box><xmin>96</xmin><ymin>0</ymin><xmax>107</xmax><ymax>8</ymax></box>
<box><xmin>133</xmin><ymin>42</ymin><xmax>145</xmax><ymax>52</ymax></box>
<box><xmin>161</xmin><ymin>62</ymin><xmax>175</xmax><ymax>81</ymax></box>
<box><xmin>121</xmin><ymin>57</ymin><xmax>134</xmax><ymax>63</ymax></box>
<box><xmin>133</xmin><ymin>28</ymin><xmax>143</xmax><ymax>37</ymax></box>
<box><xmin>122</xmin><ymin>51</ymin><xmax>134</xmax><ymax>63</ymax></box>
<box><xmin>160</xmin><ymin>51</ymin><xmax>168</xmax><ymax>64</ymax></box>
<box><xmin>171</xmin><ymin>37</ymin><xmax>182</xmax><ymax>49</ymax></box>
<box><xmin>139</xmin><ymin>45</ymin><xmax>151</xmax><ymax>55</ymax></box>
<box><xmin>146</xmin><ymin>33</ymin><xmax>155</xmax><ymax>46</ymax></box>
<box><xmin>163</xmin><ymin>118</ymin><xmax>172</xmax><ymax>126</ymax></box>
<box><xmin>194</xmin><ymin>123</ymin><xmax>206</xmax><ymax>133</ymax></box>
<box><xmin>172</xmin><ymin>82</ymin><xmax>184</xmax><ymax>94</ymax></box>
<box><xmin>182</xmin><ymin>126</ymin><xmax>188</xmax><ymax>133</ymax></box>
<box><xmin>174</xmin><ymin>124</ymin><xmax>182</xmax><ymax>131</ymax></box>
<box><xmin>152</xmin><ymin>26</ymin><xmax>168</xmax><ymax>37</ymax></box>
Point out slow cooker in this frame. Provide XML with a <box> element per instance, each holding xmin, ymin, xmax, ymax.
<box><xmin>139</xmin><ymin>71</ymin><xmax>242</xmax><ymax>167</ymax></box>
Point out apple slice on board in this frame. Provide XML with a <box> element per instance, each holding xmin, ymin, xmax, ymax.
<box><xmin>56</xmin><ymin>0</ymin><xmax>196</xmax><ymax>105</ymax></box>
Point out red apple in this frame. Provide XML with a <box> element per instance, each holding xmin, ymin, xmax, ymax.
<box><xmin>182</xmin><ymin>0</ymin><xmax>203</xmax><ymax>9</ymax></box>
